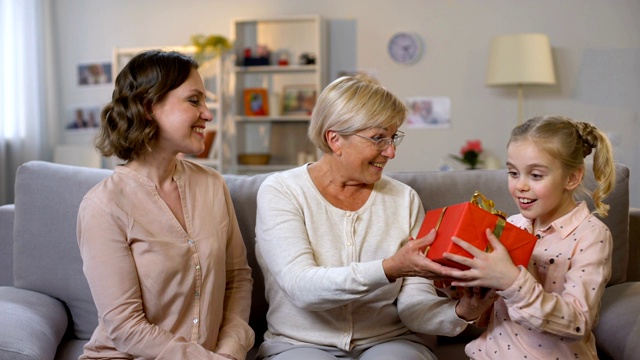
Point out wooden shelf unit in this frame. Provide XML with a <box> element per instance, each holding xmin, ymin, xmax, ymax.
<box><xmin>230</xmin><ymin>15</ymin><xmax>327</xmax><ymax>174</ymax></box>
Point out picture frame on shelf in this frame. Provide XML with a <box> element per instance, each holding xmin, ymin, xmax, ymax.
<box><xmin>244</xmin><ymin>88</ymin><xmax>269</xmax><ymax>116</ymax></box>
<box><xmin>282</xmin><ymin>84</ymin><xmax>317</xmax><ymax>115</ymax></box>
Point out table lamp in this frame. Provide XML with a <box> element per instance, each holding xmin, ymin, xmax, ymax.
<box><xmin>485</xmin><ymin>33</ymin><xmax>556</xmax><ymax>124</ymax></box>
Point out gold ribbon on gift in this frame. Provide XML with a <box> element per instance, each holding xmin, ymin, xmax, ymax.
<box><xmin>470</xmin><ymin>191</ymin><xmax>506</xmax><ymax>252</ymax></box>
<box><xmin>422</xmin><ymin>206</ymin><xmax>448</xmax><ymax>256</ymax></box>
<box><xmin>470</xmin><ymin>191</ymin><xmax>507</xmax><ymax>219</ymax></box>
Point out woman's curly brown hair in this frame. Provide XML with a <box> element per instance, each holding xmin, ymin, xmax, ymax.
<box><xmin>94</xmin><ymin>50</ymin><xmax>198</xmax><ymax>161</ymax></box>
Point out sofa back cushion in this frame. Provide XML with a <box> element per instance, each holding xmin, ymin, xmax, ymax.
<box><xmin>586</xmin><ymin>164</ymin><xmax>630</xmax><ymax>285</ymax></box>
<box><xmin>13</xmin><ymin>161</ymin><xmax>110</xmax><ymax>339</ymax></box>
<box><xmin>223</xmin><ymin>173</ymin><xmax>271</xmax><ymax>345</ymax></box>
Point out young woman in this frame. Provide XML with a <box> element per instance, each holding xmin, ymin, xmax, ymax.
<box><xmin>77</xmin><ymin>50</ymin><xmax>254</xmax><ymax>360</ymax></box>
<box><xmin>442</xmin><ymin>115</ymin><xmax>616</xmax><ymax>359</ymax></box>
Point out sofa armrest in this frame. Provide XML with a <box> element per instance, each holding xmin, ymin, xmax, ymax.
<box><xmin>627</xmin><ymin>208</ymin><xmax>640</xmax><ymax>282</ymax></box>
<box><xmin>0</xmin><ymin>286</ymin><xmax>68</xmax><ymax>360</ymax></box>
<box><xmin>594</xmin><ymin>282</ymin><xmax>640</xmax><ymax>360</ymax></box>
<box><xmin>0</xmin><ymin>204</ymin><xmax>14</xmax><ymax>286</ymax></box>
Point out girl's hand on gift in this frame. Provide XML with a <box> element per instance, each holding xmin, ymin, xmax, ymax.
<box><xmin>455</xmin><ymin>286</ymin><xmax>499</xmax><ymax>322</ymax></box>
<box><xmin>383</xmin><ymin>229</ymin><xmax>461</xmax><ymax>282</ymax></box>
<box><xmin>440</xmin><ymin>228</ymin><xmax>520</xmax><ymax>290</ymax></box>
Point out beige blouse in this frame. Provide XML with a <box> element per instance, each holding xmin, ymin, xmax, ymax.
<box><xmin>77</xmin><ymin>159</ymin><xmax>254</xmax><ymax>360</ymax></box>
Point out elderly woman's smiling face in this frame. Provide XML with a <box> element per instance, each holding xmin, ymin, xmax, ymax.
<box><xmin>337</xmin><ymin>126</ymin><xmax>402</xmax><ymax>184</ymax></box>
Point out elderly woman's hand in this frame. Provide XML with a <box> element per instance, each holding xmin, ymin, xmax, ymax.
<box><xmin>455</xmin><ymin>286</ymin><xmax>498</xmax><ymax>322</ymax></box>
<box><xmin>382</xmin><ymin>229</ymin><xmax>456</xmax><ymax>282</ymax></box>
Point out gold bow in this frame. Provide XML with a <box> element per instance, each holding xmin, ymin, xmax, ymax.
<box><xmin>470</xmin><ymin>191</ymin><xmax>506</xmax><ymax>252</ymax></box>
<box><xmin>470</xmin><ymin>191</ymin><xmax>507</xmax><ymax>219</ymax></box>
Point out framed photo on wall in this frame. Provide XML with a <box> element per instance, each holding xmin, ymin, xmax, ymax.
<box><xmin>282</xmin><ymin>84</ymin><xmax>316</xmax><ymax>115</ymax></box>
<box><xmin>405</xmin><ymin>96</ymin><xmax>451</xmax><ymax>129</ymax></box>
<box><xmin>244</xmin><ymin>88</ymin><xmax>269</xmax><ymax>116</ymax></box>
<box><xmin>65</xmin><ymin>104</ymin><xmax>101</xmax><ymax>130</ymax></box>
<box><xmin>77</xmin><ymin>62</ymin><xmax>112</xmax><ymax>86</ymax></box>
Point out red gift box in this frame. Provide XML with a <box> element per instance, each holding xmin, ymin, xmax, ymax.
<box><xmin>417</xmin><ymin>192</ymin><xmax>537</xmax><ymax>270</ymax></box>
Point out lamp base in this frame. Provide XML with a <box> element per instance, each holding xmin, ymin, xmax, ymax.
<box><xmin>517</xmin><ymin>85</ymin><xmax>524</xmax><ymax>125</ymax></box>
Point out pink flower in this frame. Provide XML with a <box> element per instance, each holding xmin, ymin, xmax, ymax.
<box><xmin>460</xmin><ymin>140</ymin><xmax>483</xmax><ymax>156</ymax></box>
<box><xmin>450</xmin><ymin>139</ymin><xmax>483</xmax><ymax>169</ymax></box>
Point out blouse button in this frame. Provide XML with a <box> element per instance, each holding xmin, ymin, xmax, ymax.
<box><xmin>193</xmin><ymin>318</ymin><xmax>199</xmax><ymax>324</ymax></box>
<box><xmin>188</xmin><ymin>239</ymin><xmax>194</xmax><ymax>245</ymax></box>
<box><xmin>196</xmin><ymin>265</ymin><xmax>201</xmax><ymax>271</ymax></box>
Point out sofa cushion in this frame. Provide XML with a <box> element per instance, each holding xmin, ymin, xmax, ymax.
<box><xmin>627</xmin><ymin>208</ymin><xmax>640</xmax><ymax>282</ymax></box>
<box><xmin>0</xmin><ymin>205</ymin><xmax>14</xmax><ymax>286</ymax></box>
<box><xmin>13</xmin><ymin>161</ymin><xmax>111</xmax><ymax>340</ymax></box>
<box><xmin>0</xmin><ymin>287</ymin><xmax>68</xmax><ymax>360</ymax></box>
<box><xmin>594</xmin><ymin>282</ymin><xmax>640</xmax><ymax>360</ymax></box>
<box><xmin>584</xmin><ymin>164</ymin><xmax>630</xmax><ymax>285</ymax></box>
<box><xmin>223</xmin><ymin>173</ymin><xmax>271</xmax><ymax>345</ymax></box>
<box><xmin>53</xmin><ymin>339</ymin><xmax>86</xmax><ymax>360</ymax></box>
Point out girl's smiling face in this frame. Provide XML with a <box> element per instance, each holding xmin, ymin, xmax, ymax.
<box><xmin>506</xmin><ymin>139</ymin><xmax>581</xmax><ymax>230</ymax></box>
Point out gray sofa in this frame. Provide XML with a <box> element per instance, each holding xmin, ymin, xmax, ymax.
<box><xmin>0</xmin><ymin>160</ymin><xmax>638</xmax><ymax>360</ymax></box>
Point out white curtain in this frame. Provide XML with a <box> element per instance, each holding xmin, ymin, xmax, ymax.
<box><xmin>0</xmin><ymin>0</ymin><xmax>50</xmax><ymax>205</ymax></box>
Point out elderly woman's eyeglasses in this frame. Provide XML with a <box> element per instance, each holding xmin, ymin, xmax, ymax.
<box><xmin>353</xmin><ymin>130</ymin><xmax>405</xmax><ymax>151</ymax></box>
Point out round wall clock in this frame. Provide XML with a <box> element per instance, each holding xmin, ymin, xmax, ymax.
<box><xmin>387</xmin><ymin>32</ymin><xmax>423</xmax><ymax>65</ymax></box>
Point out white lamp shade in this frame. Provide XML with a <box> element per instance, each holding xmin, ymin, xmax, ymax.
<box><xmin>486</xmin><ymin>33</ymin><xmax>556</xmax><ymax>86</ymax></box>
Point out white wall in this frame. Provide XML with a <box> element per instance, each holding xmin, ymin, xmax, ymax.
<box><xmin>52</xmin><ymin>0</ymin><xmax>640</xmax><ymax>207</ymax></box>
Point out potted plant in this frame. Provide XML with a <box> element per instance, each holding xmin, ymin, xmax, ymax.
<box><xmin>450</xmin><ymin>139</ymin><xmax>483</xmax><ymax>170</ymax></box>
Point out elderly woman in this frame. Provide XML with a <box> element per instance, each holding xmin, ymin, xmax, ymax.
<box><xmin>255</xmin><ymin>75</ymin><xmax>495</xmax><ymax>360</ymax></box>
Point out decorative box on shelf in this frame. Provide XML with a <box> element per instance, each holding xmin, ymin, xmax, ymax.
<box><xmin>242</xmin><ymin>45</ymin><xmax>270</xmax><ymax>66</ymax></box>
<box><xmin>243</xmin><ymin>57</ymin><xmax>270</xmax><ymax>66</ymax></box>
<box><xmin>238</xmin><ymin>153</ymin><xmax>270</xmax><ymax>165</ymax></box>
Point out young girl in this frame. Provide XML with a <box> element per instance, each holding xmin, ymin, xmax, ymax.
<box><xmin>77</xmin><ymin>50</ymin><xmax>254</xmax><ymax>359</ymax></box>
<box><xmin>441</xmin><ymin>115</ymin><xmax>616</xmax><ymax>359</ymax></box>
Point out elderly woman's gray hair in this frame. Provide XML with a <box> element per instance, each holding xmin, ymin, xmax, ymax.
<box><xmin>307</xmin><ymin>74</ymin><xmax>407</xmax><ymax>153</ymax></box>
